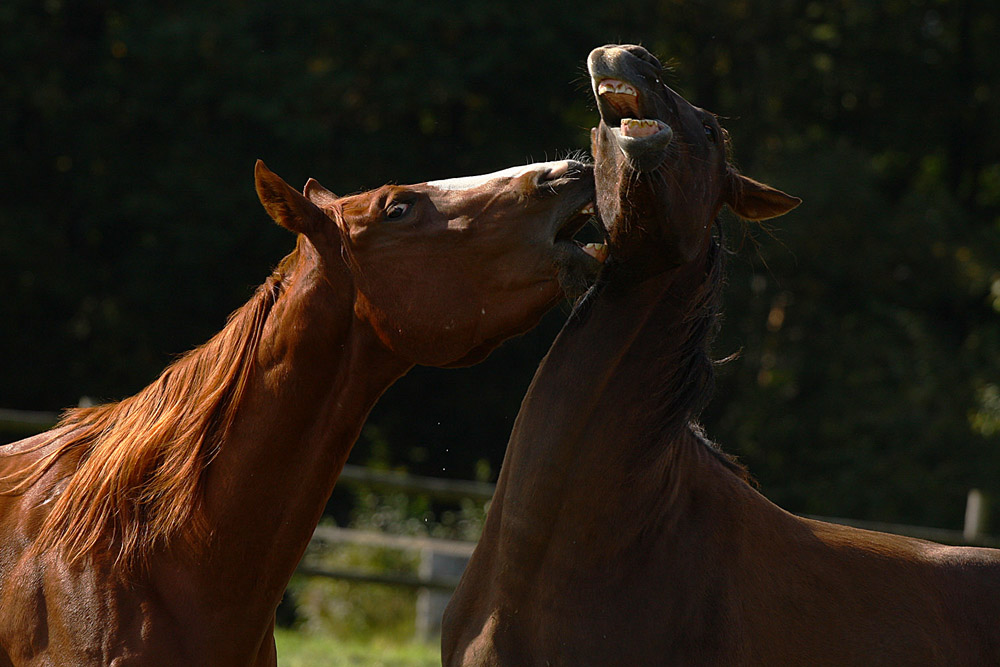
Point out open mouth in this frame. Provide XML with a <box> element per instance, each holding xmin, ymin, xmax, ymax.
<box><xmin>551</xmin><ymin>201</ymin><xmax>608</xmax><ymax>298</ymax></box>
<box><xmin>555</xmin><ymin>201</ymin><xmax>608</xmax><ymax>263</ymax></box>
<box><xmin>595</xmin><ymin>78</ymin><xmax>673</xmax><ymax>172</ymax></box>
<box><xmin>596</xmin><ymin>78</ymin><xmax>672</xmax><ymax>142</ymax></box>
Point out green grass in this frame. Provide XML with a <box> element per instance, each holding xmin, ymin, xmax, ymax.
<box><xmin>274</xmin><ymin>628</ymin><xmax>440</xmax><ymax>667</ymax></box>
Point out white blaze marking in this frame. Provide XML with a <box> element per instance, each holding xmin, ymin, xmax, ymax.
<box><xmin>425</xmin><ymin>161</ymin><xmax>571</xmax><ymax>191</ymax></box>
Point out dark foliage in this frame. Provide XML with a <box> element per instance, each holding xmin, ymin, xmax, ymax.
<box><xmin>2</xmin><ymin>0</ymin><xmax>998</xmax><ymax>529</ymax></box>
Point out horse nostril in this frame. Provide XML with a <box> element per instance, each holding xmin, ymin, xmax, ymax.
<box><xmin>540</xmin><ymin>161</ymin><xmax>571</xmax><ymax>183</ymax></box>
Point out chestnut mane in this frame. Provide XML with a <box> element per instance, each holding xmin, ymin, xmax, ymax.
<box><xmin>1</xmin><ymin>248</ymin><xmax>303</xmax><ymax>573</ymax></box>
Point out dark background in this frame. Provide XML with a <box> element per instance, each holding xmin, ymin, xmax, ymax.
<box><xmin>3</xmin><ymin>0</ymin><xmax>999</xmax><ymax>530</ymax></box>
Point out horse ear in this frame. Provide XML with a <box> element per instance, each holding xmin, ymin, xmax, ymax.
<box><xmin>724</xmin><ymin>168</ymin><xmax>801</xmax><ymax>221</ymax></box>
<box><xmin>303</xmin><ymin>178</ymin><xmax>338</xmax><ymax>207</ymax></box>
<box><xmin>254</xmin><ymin>160</ymin><xmax>328</xmax><ymax>235</ymax></box>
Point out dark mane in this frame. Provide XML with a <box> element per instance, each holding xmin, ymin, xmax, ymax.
<box><xmin>0</xmin><ymin>247</ymin><xmax>304</xmax><ymax>572</ymax></box>
<box><xmin>652</xmin><ymin>229</ymin><xmax>751</xmax><ymax>482</ymax></box>
<box><xmin>569</xmin><ymin>222</ymin><xmax>750</xmax><ymax>483</ymax></box>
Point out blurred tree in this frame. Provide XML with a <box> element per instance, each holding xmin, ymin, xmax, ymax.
<box><xmin>2</xmin><ymin>0</ymin><xmax>998</xmax><ymax>529</ymax></box>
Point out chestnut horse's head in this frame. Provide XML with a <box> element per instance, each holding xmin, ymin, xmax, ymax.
<box><xmin>254</xmin><ymin>160</ymin><xmax>601</xmax><ymax>367</ymax></box>
<box><xmin>588</xmin><ymin>44</ymin><xmax>800</xmax><ymax>271</ymax></box>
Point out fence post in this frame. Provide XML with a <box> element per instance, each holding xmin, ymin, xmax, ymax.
<box><xmin>964</xmin><ymin>488</ymin><xmax>986</xmax><ymax>542</ymax></box>
<box><xmin>415</xmin><ymin>547</ymin><xmax>469</xmax><ymax>642</ymax></box>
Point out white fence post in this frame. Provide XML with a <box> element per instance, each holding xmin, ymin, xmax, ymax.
<box><xmin>964</xmin><ymin>488</ymin><xmax>986</xmax><ymax>542</ymax></box>
<box><xmin>415</xmin><ymin>547</ymin><xmax>469</xmax><ymax>642</ymax></box>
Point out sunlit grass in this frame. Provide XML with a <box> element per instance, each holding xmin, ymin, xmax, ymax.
<box><xmin>274</xmin><ymin>628</ymin><xmax>440</xmax><ymax>667</ymax></box>
<box><xmin>274</xmin><ymin>492</ymin><xmax>481</xmax><ymax>666</ymax></box>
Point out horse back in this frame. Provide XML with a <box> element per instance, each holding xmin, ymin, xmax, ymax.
<box><xmin>742</xmin><ymin>514</ymin><xmax>1000</xmax><ymax>665</ymax></box>
<box><xmin>933</xmin><ymin>543</ymin><xmax>1000</xmax><ymax>659</ymax></box>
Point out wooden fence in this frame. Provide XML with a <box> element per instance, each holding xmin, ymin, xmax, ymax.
<box><xmin>3</xmin><ymin>406</ymin><xmax>998</xmax><ymax>639</ymax></box>
<box><xmin>320</xmin><ymin>462</ymin><xmax>999</xmax><ymax>639</ymax></box>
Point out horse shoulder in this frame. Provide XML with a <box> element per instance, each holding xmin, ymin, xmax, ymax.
<box><xmin>0</xmin><ymin>429</ymin><xmax>117</xmax><ymax>664</ymax></box>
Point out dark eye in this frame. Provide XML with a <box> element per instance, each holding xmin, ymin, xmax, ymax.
<box><xmin>703</xmin><ymin>123</ymin><xmax>717</xmax><ymax>144</ymax></box>
<box><xmin>385</xmin><ymin>201</ymin><xmax>411</xmax><ymax>220</ymax></box>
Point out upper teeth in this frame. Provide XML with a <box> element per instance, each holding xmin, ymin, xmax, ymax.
<box><xmin>580</xmin><ymin>203</ymin><xmax>595</xmax><ymax>215</ymax></box>
<box><xmin>598</xmin><ymin>79</ymin><xmax>637</xmax><ymax>96</ymax></box>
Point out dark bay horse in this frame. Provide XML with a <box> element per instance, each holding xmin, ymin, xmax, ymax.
<box><xmin>0</xmin><ymin>159</ymin><xmax>601</xmax><ymax>666</ymax></box>
<box><xmin>442</xmin><ymin>44</ymin><xmax>1000</xmax><ymax>665</ymax></box>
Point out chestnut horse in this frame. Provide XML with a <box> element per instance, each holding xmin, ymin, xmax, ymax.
<box><xmin>443</xmin><ymin>45</ymin><xmax>1000</xmax><ymax>665</ymax></box>
<box><xmin>0</xmin><ymin>158</ymin><xmax>601</xmax><ymax>666</ymax></box>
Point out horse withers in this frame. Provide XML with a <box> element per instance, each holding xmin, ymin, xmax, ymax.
<box><xmin>0</xmin><ymin>159</ymin><xmax>602</xmax><ymax>666</ymax></box>
<box><xmin>443</xmin><ymin>44</ymin><xmax>1000</xmax><ymax>666</ymax></box>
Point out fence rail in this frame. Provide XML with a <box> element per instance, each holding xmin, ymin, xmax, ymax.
<box><xmin>4</xmin><ymin>405</ymin><xmax>999</xmax><ymax>637</ymax></box>
<box><xmin>310</xmin><ymin>524</ymin><xmax>476</xmax><ymax>558</ymax></box>
<box><xmin>3</xmin><ymin>406</ymin><xmax>995</xmax><ymax>546</ymax></box>
<box><xmin>295</xmin><ymin>564</ymin><xmax>461</xmax><ymax>592</ymax></box>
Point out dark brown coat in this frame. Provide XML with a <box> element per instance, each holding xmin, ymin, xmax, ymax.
<box><xmin>442</xmin><ymin>45</ymin><xmax>1000</xmax><ymax>666</ymax></box>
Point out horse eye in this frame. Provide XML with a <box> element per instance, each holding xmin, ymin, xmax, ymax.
<box><xmin>385</xmin><ymin>201</ymin><xmax>411</xmax><ymax>220</ymax></box>
<box><xmin>704</xmin><ymin>123</ymin><xmax>717</xmax><ymax>144</ymax></box>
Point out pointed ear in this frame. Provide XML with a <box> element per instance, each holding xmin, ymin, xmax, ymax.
<box><xmin>303</xmin><ymin>177</ymin><xmax>338</xmax><ymax>208</ymax></box>
<box><xmin>254</xmin><ymin>160</ymin><xmax>329</xmax><ymax>235</ymax></box>
<box><xmin>725</xmin><ymin>168</ymin><xmax>801</xmax><ymax>221</ymax></box>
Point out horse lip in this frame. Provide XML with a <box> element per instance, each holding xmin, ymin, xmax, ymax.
<box><xmin>548</xmin><ymin>163</ymin><xmax>597</xmax><ymax>242</ymax></box>
<box><xmin>609</xmin><ymin>122</ymin><xmax>674</xmax><ymax>173</ymax></box>
<box><xmin>610</xmin><ymin>121</ymin><xmax>674</xmax><ymax>149</ymax></box>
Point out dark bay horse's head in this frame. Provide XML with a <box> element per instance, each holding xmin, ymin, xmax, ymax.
<box><xmin>588</xmin><ymin>44</ymin><xmax>800</xmax><ymax>271</ymax></box>
<box><xmin>254</xmin><ymin>160</ymin><xmax>602</xmax><ymax>367</ymax></box>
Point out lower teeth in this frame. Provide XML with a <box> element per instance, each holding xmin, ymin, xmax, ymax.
<box><xmin>583</xmin><ymin>243</ymin><xmax>608</xmax><ymax>262</ymax></box>
<box><xmin>620</xmin><ymin>119</ymin><xmax>660</xmax><ymax>138</ymax></box>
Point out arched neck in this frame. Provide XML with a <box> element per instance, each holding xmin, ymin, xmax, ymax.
<box><xmin>180</xmin><ymin>243</ymin><xmax>412</xmax><ymax>636</ymax></box>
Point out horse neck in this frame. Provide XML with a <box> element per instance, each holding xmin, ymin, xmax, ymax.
<box><xmin>489</xmin><ymin>244</ymin><xmax>728</xmax><ymax>561</ymax></box>
<box><xmin>193</xmin><ymin>240</ymin><xmax>410</xmax><ymax>612</ymax></box>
